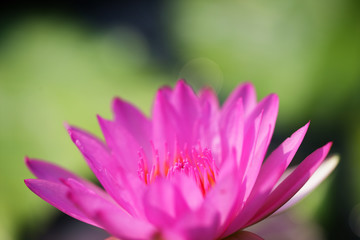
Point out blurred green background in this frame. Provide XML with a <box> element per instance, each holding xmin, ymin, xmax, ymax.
<box><xmin>0</xmin><ymin>1</ymin><xmax>359</xmax><ymax>239</ymax></box>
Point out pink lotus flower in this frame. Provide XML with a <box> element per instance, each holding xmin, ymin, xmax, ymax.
<box><xmin>25</xmin><ymin>80</ymin><xmax>338</xmax><ymax>240</ymax></box>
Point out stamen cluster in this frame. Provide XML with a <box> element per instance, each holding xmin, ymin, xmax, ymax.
<box><xmin>137</xmin><ymin>143</ymin><xmax>218</xmax><ymax>195</ymax></box>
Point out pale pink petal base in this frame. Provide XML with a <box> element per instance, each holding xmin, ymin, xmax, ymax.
<box><xmin>274</xmin><ymin>154</ymin><xmax>339</xmax><ymax>214</ymax></box>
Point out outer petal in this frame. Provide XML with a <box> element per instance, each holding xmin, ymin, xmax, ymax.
<box><xmin>66</xmin><ymin>178</ymin><xmax>156</xmax><ymax>240</ymax></box>
<box><xmin>67</xmin><ymin>125</ymin><xmax>144</xmax><ymax>217</ymax></box>
<box><xmin>26</xmin><ymin>157</ymin><xmax>79</xmax><ymax>183</ymax></box>
<box><xmin>24</xmin><ymin>179</ymin><xmax>99</xmax><ymax>227</ymax></box>
<box><xmin>252</xmin><ymin>123</ymin><xmax>309</xmax><ymax>198</ymax></box>
<box><xmin>220</xmin><ymin>83</ymin><xmax>257</xmax><ymax>162</ymax></box>
<box><xmin>274</xmin><ymin>154</ymin><xmax>339</xmax><ymax>214</ymax></box>
<box><xmin>246</xmin><ymin>142</ymin><xmax>332</xmax><ymax>227</ymax></box>
<box><xmin>25</xmin><ymin>157</ymin><xmax>110</xmax><ymax>200</ymax></box>
<box><xmin>224</xmin><ymin>123</ymin><xmax>309</xmax><ymax>234</ymax></box>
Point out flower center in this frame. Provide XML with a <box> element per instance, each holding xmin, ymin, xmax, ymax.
<box><xmin>137</xmin><ymin>143</ymin><xmax>218</xmax><ymax>195</ymax></box>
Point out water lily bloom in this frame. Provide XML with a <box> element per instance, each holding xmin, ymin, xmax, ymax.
<box><xmin>25</xmin><ymin>80</ymin><xmax>338</xmax><ymax>240</ymax></box>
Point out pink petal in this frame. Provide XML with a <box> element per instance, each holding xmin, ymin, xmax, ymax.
<box><xmin>151</xmin><ymin>86</ymin><xmax>180</xmax><ymax>164</ymax></box>
<box><xmin>245</xmin><ymin>94</ymin><xmax>279</xmax><ymax>162</ymax></box>
<box><xmin>24</xmin><ymin>179</ymin><xmax>99</xmax><ymax>227</ymax></box>
<box><xmin>220</xmin><ymin>99</ymin><xmax>245</xmax><ymax>167</ymax></box>
<box><xmin>225</xmin><ymin>123</ymin><xmax>309</xmax><ymax>234</ymax></box>
<box><xmin>66</xmin><ymin>125</ymin><xmax>142</xmax><ymax>216</ymax></box>
<box><xmin>204</xmin><ymin>165</ymin><xmax>244</xmax><ymax>238</ymax></box>
<box><xmin>238</xmin><ymin>110</ymin><xmax>264</xmax><ymax>200</ymax></box>
<box><xmin>25</xmin><ymin>157</ymin><xmax>111</xmax><ymax>200</ymax></box>
<box><xmin>274</xmin><ymin>154</ymin><xmax>339</xmax><ymax>214</ymax></box>
<box><xmin>97</xmin><ymin>116</ymin><xmax>141</xmax><ymax>172</ymax></box>
<box><xmin>221</xmin><ymin>112</ymin><xmax>264</xmax><ymax>237</ymax></box>
<box><xmin>197</xmin><ymin>87</ymin><xmax>220</xmax><ymax>153</ymax></box>
<box><xmin>246</xmin><ymin>142</ymin><xmax>332</xmax><ymax>226</ymax></box>
<box><xmin>198</xmin><ymin>86</ymin><xmax>219</xmax><ymax>114</ymax></box>
<box><xmin>169</xmin><ymin>80</ymin><xmax>201</xmax><ymax>146</ymax></box>
<box><xmin>152</xmin><ymin>80</ymin><xmax>200</xmax><ymax>154</ymax></box>
<box><xmin>143</xmin><ymin>177</ymin><xmax>195</xmax><ymax>228</ymax></box>
<box><xmin>25</xmin><ymin>157</ymin><xmax>79</xmax><ymax>183</ymax></box>
<box><xmin>172</xmin><ymin>202</ymin><xmax>221</xmax><ymax>240</ymax></box>
<box><xmin>168</xmin><ymin>174</ymin><xmax>204</xmax><ymax>210</ymax></box>
<box><xmin>240</xmin><ymin>94</ymin><xmax>279</xmax><ymax>206</ymax></box>
<box><xmin>66</xmin><ymin>178</ymin><xmax>155</xmax><ymax>240</ymax></box>
<box><xmin>151</xmin><ymin>81</ymin><xmax>202</xmax><ymax>168</ymax></box>
<box><xmin>112</xmin><ymin>97</ymin><xmax>152</xmax><ymax>156</ymax></box>
<box><xmin>222</xmin><ymin>82</ymin><xmax>257</xmax><ymax>117</ymax></box>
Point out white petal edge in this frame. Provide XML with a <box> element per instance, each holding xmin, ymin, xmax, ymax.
<box><xmin>274</xmin><ymin>154</ymin><xmax>339</xmax><ymax>215</ymax></box>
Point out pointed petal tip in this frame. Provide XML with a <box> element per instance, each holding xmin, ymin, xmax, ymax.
<box><xmin>111</xmin><ymin>97</ymin><xmax>126</xmax><ymax>112</ymax></box>
<box><xmin>65</xmin><ymin>123</ymin><xmax>87</xmax><ymax>135</ymax></box>
<box><xmin>64</xmin><ymin>123</ymin><xmax>77</xmax><ymax>138</ymax></box>
<box><xmin>177</xmin><ymin>78</ymin><xmax>187</xmax><ymax>84</ymax></box>
<box><xmin>325</xmin><ymin>141</ymin><xmax>333</xmax><ymax>152</ymax></box>
<box><xmin>25</xmin><ymin>157</ymin><xmax>37</xmax><ymax>173</ymax></box>
<box><xmin>241</xmin><ymin>81</ymin><xmax>256</xmax><ymax>90</ymax></box>
<box><xmin>24</xmin><ymin>156</ymin><xmax>31</xmax><ymax>166</ymax></box>
<box><xmin>96</xmin><ymin>114</ymin><xmax>106</xmax><ymax>125</ymax></box>
<box><xmin>293</xmin><ymin>121</ymin><xmax>310</xmax><ymax>136</ymax></box>
<box><xmin>268</xmin><ymin>93</ymin><xmax>279</xmax><ymax>103</ymax></box>
<box><xmin>24</xmin><ymin>178</ymin><xmax>31</xmax><ymax>186</ymax></box>
<box><xmin>157</xmin><ymin>87</ymin><xmax>169</xmax><ymax>96</ymax></box>
<box><xmin>63</xmin><ymin>122</ymin><xmax>71</xmax><ymax>131</ymax></box>
<box><xmin>24</xmin><ymin>157</ymin><xmax>44</xmax><ymax>175</ymax></box>
<box><xmin>24</xmin><ymin>178</ymin><xmax>42</xmax><ymax>191</ymax></box>
<box><xmin>176</xmin><ymin>78</ymin><xmax>193</xmax><ymax>90</ymax></box>
<box><xmin>111</xmin><ymin>97</ymin><xmax>121</xmax><ymax>105</ymax></box>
